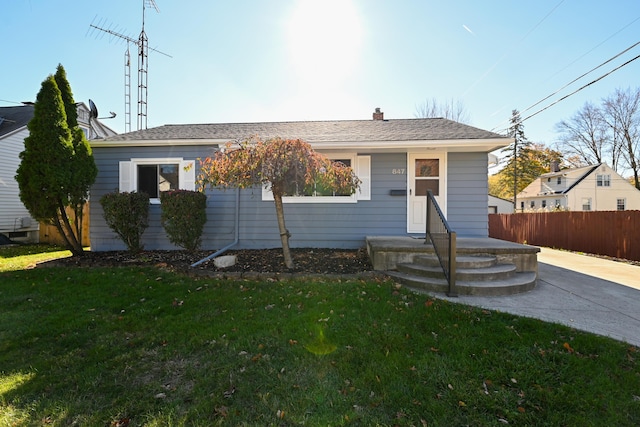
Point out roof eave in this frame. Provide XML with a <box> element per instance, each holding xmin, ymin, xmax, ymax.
<box><xmin>91</xmin><ymin>137</ymin><xmax>511</xmax><ymax>152</ymax></box>
<box><xmin>91</xmin><ymin>139</ymin><xmax>225</xmax><ymax>148</ymax></box>
<box><xmin>0</xmin><ymin>125</ymin><xmax>29</xmax><ymax>140</ymax></box>
<box><xmin>309</xmin><ymin>138</ymin><xmax>512</xmax><ymax>152</ymax></box>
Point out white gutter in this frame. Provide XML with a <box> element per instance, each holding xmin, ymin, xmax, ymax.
<box><xmin>91</xmin><ymin>137</ymin><xmax>512</xmax><ymax>152</ymax></box>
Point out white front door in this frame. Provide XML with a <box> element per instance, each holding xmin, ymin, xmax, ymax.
<box><xmin>407</xmin><ymin>153</ymin><xmax>446</xmax><ymax>233</ymax></box>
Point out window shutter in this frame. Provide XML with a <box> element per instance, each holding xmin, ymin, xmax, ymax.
<box><xmin>179</xmin><ymin>160</ymin><xmax>196</xmax><ymax>191</ymax></box>
<box><xmin>356</xmin><ymin>155</ymin><xmax>371</xmax><ymax>200</ymax></box>
<box><xmin>119</xmin><ymin>161</ymin><xmax>132</xmax><ymax>192</ymax></box>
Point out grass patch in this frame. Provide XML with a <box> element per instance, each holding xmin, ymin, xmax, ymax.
<box><xmin>0</xmin><ymin>244</ymin><xmax>72</xmax><ymax>272</ymax></box>
<box><xmin>0</xmin><ymin>254</ymin><xmax>639</xmax><ymax>425</ymax></box>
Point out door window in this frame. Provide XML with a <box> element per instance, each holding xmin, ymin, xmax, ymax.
<box><xmin>414</xmin><ymin>159</ymin><xmax>439</xmax><ymax>196</ymax></box>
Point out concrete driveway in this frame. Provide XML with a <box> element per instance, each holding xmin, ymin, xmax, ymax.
<box><xmin>436</xmin><ymin>247</ymin><xmax>640</xmax><ymax>346</ymax></box>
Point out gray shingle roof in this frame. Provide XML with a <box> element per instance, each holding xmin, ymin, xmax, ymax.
<box><xmin>101</xmin><ymin>117</ymin><xmax>510</xmax><ymax>143</ymax></box>
<box><xmin>0</xmin><ymin>105</ymin><xmax>35</xmax><ymax>137</ymax></box>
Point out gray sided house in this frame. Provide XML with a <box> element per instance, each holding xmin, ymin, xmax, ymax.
<box><xmin>89</xmin><ymin>110</ymin><xmax>512</xmax><ymax>251</ymax></box>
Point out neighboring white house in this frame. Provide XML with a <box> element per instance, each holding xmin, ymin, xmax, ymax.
<box><xmin>516</xmin><ymin>163</ymin><xmax>640</xmax><ymax>212</ymax></box>
<box><xmin>0</xmin><ymin>103</ymin><xmax>116</xmax><ymax>243</ymax></box>
<box><xmin>489</xmin><ymin>194</ymin><xmax>514</xmax><ymax>213</ymax></box>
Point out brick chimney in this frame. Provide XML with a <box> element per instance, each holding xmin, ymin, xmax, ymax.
<box><xmin>372</xmin><ymin>107</ymin><xmax>384</xmax><ymax>120</ymax></box>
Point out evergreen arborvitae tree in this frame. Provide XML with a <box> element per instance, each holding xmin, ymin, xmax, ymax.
<box><xmin>16</xmin><ymin>65</ymin><xmax>96</xmax><ymax>255</ymax></box>
<box><xmin>498</xmin><ymin>110</ymin><xmax>532</xmax><ymax>208</ymax></box>
<box><xmin>54</xmin><ymin>64</ymin><xmax>98</xmax><ymax>248</ymax></box>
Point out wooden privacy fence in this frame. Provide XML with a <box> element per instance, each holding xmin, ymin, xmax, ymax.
<box><xmin>39</xmin><ymin>204</ymin><xmax>90</xmax><ymax>247</ymax></box>
<box><xmin>489</xmin><ymin>211</ymin><xmax>640</xmax><ymax>262</ymax></box>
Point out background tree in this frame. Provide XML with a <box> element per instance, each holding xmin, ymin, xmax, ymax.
<box><xmin>499</xmin><ymin>110</ymin><xmax>530</xmax><ymax>208</ymax></box>
<box><xmin>490</xmin><ymin>143</ymin><xmax>563</xmax><ymax>201</ymax></box>
<box><xmin>15</xmin><ymin>65</ymin><xmax>96</xmax><ymax>255</ymax></box>
<box><xmin>488</xmin><ymin>173</ymin><xmax>511</xmax><ymax>200</ymax></box>
<box><xmin>555</xmin><ymin>101</ymin><xmax>621</xmax><ymax>170</ymax></box>
<box><xmin>198</xmin><ymin>137</ymin><xmax>360</xmax><ymax>269</ymax></box>
<box><xmin>603</xmin><ymin>87</ymin><xmax>640</xmax><ymax>190</ymax></box>
<box><xmin>554</xmin><ymin>87</ymin><xmax>640</xmax><ymax>188</ymax></box>
<box><xmin>414</xmin><ymin>97</ymin><xmax>471</xmax><ymax>123</ymax></box>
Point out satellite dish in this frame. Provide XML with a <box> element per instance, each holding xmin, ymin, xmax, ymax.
<box><xmin>88</xmin><ymin>99</ymin><xmax>98</xmax><ymax>119</ymax></box>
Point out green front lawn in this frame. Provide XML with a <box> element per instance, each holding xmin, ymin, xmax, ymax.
<box><xmin>0</xmin><ymin>248</ymin><xmax>639</xmax><ymax>426</ymax></box>
<box><xmin>0</xmin><ymin>244</ymin><xmax>73</xmax><ymax>272</ymax></box>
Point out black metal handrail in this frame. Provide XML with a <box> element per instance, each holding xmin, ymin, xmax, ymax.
<box><xmin>425</xmin><ymin>190</ymin><xmax>457</xmax><ymax>297</ymax></box>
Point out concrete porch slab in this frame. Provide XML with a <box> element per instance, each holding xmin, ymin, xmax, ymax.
<box><xmin>366</xmin><ymin>236</ymin><xmax>540</xmax><ymax>274</ymax></box>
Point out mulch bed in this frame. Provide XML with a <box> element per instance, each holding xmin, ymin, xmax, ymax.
<box><xmin>45</xmin><ymin>247</ymin><xmax>375</xmax><ymax>276</ymax></box>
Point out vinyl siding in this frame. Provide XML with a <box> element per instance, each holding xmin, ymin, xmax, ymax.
<box><xmin>0</xmin><ymin>128</ymin><xmax>38</xmax><ymax>236</ymax></box>
<box><xmin>447</xmin><ymin>152</ymin><xmax>489</xmax><ymax>237</ymax></box>
<box><xmin>90</xmin><ymin>148</ymin><xmax>409</xmax><ymax>250</ymax></box>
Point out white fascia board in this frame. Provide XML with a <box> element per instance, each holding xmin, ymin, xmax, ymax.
<box><xmin>90</xmin><ymin>137</ymin><xmax>512</xmax><ymax>152</ymax></box>
<box><xmin>307</xmin><ymin>138</ymin><xmax>512</xmax><ymax>153</ymax></box>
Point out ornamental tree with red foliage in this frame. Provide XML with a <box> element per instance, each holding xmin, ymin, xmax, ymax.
<box><xmin>198</xmin><ymin>136</ymin><xmax>360</xmax><ymax>268</ymax></box>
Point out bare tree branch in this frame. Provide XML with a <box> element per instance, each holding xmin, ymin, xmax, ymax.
<box><xmin>414</xmin><ymin>98</ymin><xmax>471</xmax><ymax>123</ymax></box>
<box><xmin>603</xmin><ymin>87</ymin><xmax>640</xmax><ymax>189</ymax></box>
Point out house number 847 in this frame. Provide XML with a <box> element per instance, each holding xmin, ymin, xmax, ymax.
<box><xmin>392</xmin><ymin>168</ymin><xmax>406</xmax><ymax>175</ymax></box>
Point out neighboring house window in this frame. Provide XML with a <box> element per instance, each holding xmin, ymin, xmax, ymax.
<box><xmin>555</xmin><ymin>199</ymin><xmax>561</xmax><ymax>208</ymax></box>
<box><xmin>262</xmin><ymin>154</ymin><xmax>371</xmax><ymax>203</ymax></box>
<box><xmin>529</xmin><ymin>201</ymin><xmax>535</xmax><ymax>209</ymax></box>
<box><xmin>542</xmin><ymin>200</ymin><xmax>547</xmax><ymax>208</ymax></box>
<box><xmin>557</xmin><ymin>177</ymin><xmax>562</xmax><ymax>184</ymax></box>
<box><xmin>596</xmin><ymin>174</ymin><xmax>611</xmax><ymax>187</ymax></box>
<box><xmin>520</xmin><ymin>201</ymin><xmax>524</xmax><ymax>210</ymax></box>
<box><xmin>547</xmin><ymin>178</ymin><xmax>551</xmax><ymax>182</ymax></box>
<box><xmin>582</xmin><ymin>198</ymin><xmax>591</xmax><ymax>211</ymax></box>
<box><xmin>80</xmin><ymin>126</ymin><xmax>90</xmax><ymax>139</ymax></box>
<box><xmin>119</xmin><ymin>158</ymin><xmax>196</xmax><ymax>203</ymax></box>
<box><xmin>617</xmin><ymin>198</ymin><xmax>626</xmax><ymax>211</ymax></box>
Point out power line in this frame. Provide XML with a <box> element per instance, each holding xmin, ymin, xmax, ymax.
<box><xmin>491</xmin><ymin>40</ymin><xmax>640</xmax><ymax>134</ymax></box>
<box><xmin>0</xmin><ymin>99</ymin><xmax>24</xmax><ymax>105</ymax></box>
<box><xmin>520</xmin><ymin>40</ymin><xmax>640</xmax><ymax>117</ymax></box>
<box><xmin>490</xmin><ymin>12</ymin><xmax>640</xmax><ymax>135</ymax></box>
<box><xmin>519</xmin><ymin>52</ymin><xmax>640</xmax><ymax>124</ymax></box>
<box><xmin>548</xmin><ymin>15</ymin><xmax>640</xmax><ymax>80</ymax></box>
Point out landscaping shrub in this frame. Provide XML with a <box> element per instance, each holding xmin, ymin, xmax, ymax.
<box><xmin>160</xmin><ymin>190</ymin><xmax>207</xmax><ymax>251</ymax></box>
<box><xmin>100</xmin><ymin>191</ymin><xmax>149</xmax><ymax>252</ymax></box>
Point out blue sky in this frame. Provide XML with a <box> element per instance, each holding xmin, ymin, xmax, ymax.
<box><xmin>3</xmin><ymin>0</ymin><xmax>640</xmax><ymax>151</ymax></box>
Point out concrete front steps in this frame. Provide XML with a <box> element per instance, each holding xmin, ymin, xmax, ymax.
<box><xmin>386</xmin><ymin>254</ymin><xmax>537</xmax><ymax>296</ymax></box>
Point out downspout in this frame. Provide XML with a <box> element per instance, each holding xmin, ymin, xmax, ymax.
<box><xmin>191</xmin><ymin>188</ymin><xmax>240</xmax><ymax>267</ymax></box>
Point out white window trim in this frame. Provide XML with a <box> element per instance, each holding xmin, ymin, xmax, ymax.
<box><xmin>119</xmin><ymin>158</ymin><xmax>196</xmax><ymax>204</ymax></box>
<box><xmin>262</xmin><ymin>154</ymin><xmax>370</xmax><ymax>204</ymax></box>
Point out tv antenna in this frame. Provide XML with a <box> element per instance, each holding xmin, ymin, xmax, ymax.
<box><xmin>88</xmin><ymin>0</ymin><xmax>171</xmax><ymax>132</ymax></box>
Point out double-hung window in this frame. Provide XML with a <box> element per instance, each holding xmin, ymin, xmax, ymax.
<box><xmin>617</xmin><ymin>198</ymin><xmax>626</xmax><ymax>211</ymax></box>
<box><xmin>582</xmin><ymin>197</ymin><xmax>592</xmax><ymax>211</ymax></box>
<box><xmin>596</xmin><ymin>174</ymin><xmax>611</xmax><ymax>187</ymax></box>
<box><xmin>262</xmin><ymin>154</ymin><xmax>371</xmax><ymax>203</ymax></box>
<box><xmin>119</xmin><ymin>158</ymin><xmax>195</xmax><ymax>203</ymax></box>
